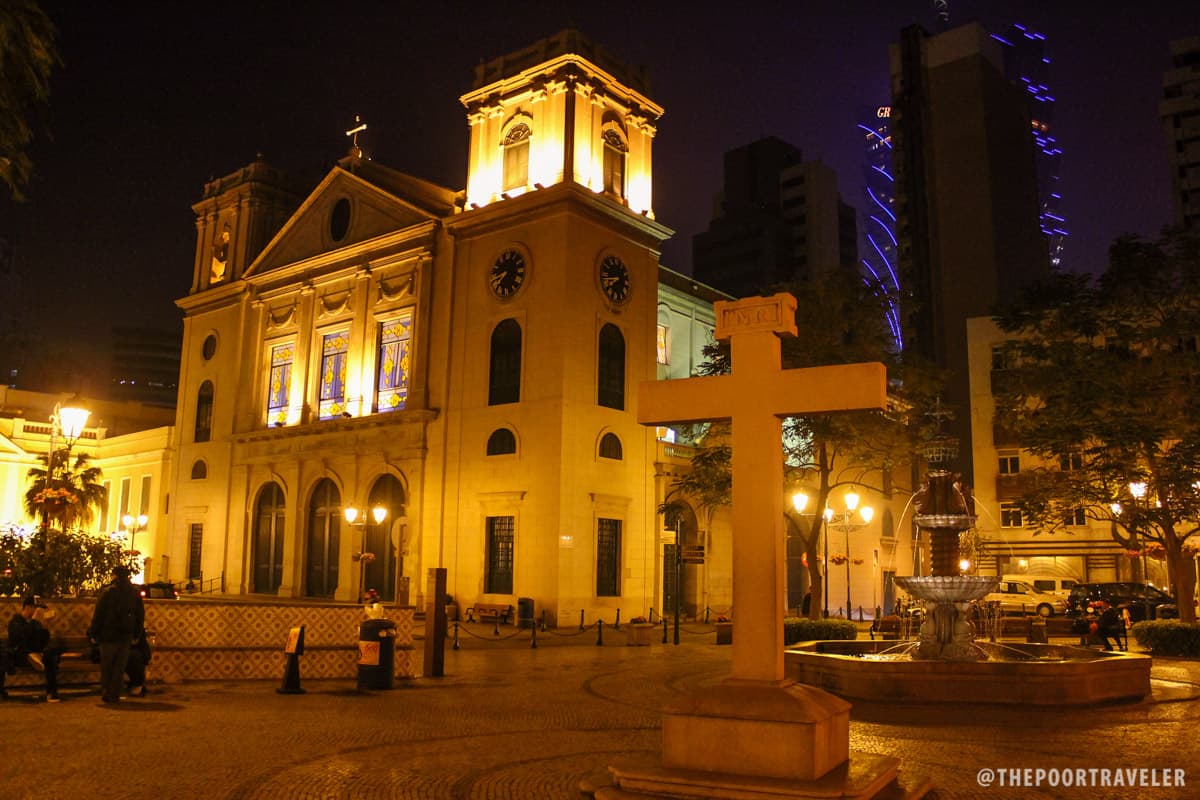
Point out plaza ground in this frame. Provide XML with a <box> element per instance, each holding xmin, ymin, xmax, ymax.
<box><xmin>2</xmin><ymin>621</ymin><xmax>1198</xmax><ymax>799</ymax></box>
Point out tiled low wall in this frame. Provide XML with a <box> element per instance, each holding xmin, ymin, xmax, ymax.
<box><xmin>1</xmin><ymin>597</ymin><xmax>417</xmax><ymax>684</ymax></box>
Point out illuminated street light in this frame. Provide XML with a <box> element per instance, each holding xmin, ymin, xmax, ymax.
<box><xmin>345</xmin><ymin>505</ymin><xmax>389</xmax><ymax>602</ymax></box>
<box><xmin>825</xmin><ymin>490</ymin><xmax>874</xmax><ymax>619</ymax></box>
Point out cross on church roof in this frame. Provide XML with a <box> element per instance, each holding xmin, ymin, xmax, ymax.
<box><xmin>345</xmin><ymin>115</ymin><xmax>368</xmax><ymax>158</ymax></box>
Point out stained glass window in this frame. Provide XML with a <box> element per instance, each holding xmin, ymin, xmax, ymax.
<box><xmin>377</xmin><ymin>312</ymin><xmax>413</xmax><ymax>413</ymax></box>
<box><xmin>318</xmin><ymin>330</ymin><xmax>349</xmax><ymax>420</ymax></box>
<box><xmin>267</xmin><ymin>343</ymin><xmax>293</xmax><ymax>425</ymax></box>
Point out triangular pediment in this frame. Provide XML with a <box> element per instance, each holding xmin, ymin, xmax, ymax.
<box><xmin>0</xmin><ymin>430</ymin><xmax>28</xmax><ymax>456</ymax></box>
<box><xmin>247</xmin><ymin>162</ymin><xmax>457</xmax><ymax>277</ymax></box>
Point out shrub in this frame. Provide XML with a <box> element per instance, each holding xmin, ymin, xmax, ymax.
<box><xmin>1130</xmin><ymin>620</ymin><xmax>1200</xmax><ymax>657</ymax></box>
<box><xmin>783</xmin><ymin>617</ymin><xmax>858</xmax><ymax>645</ymax></box>
<box><xmin>0</xmin><ymin>525</ymin><xmax>137</xmax><ymax>598</ymax></box>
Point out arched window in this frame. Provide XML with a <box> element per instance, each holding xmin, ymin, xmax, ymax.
<box><xmin>602</xmin><ymin>128</ymin><xmax>627</xmax><ymax>199</ymax></box>
<box><xmin>194</xmin><ymin>381</ymin><xmax>214</xmax><ymax>442</ymax></box>
<box><xmin>365</xmin><ymin>475</ymin><xmax>406</xmax><ymax>602</ymax></box>
<box><xmin>598</xmin><ymin>324</ymin><xmax>625</xmax><ymax>410</ymax></box>
<box><xmin>599</xmin><ymin>432</ymin><xmax>623</xmax><ymax>460</ymax></box>
<box><xmin>252</xmin><ymin>482</ymin><xmax>286</xmax><ymax>593</ymax></box>
<box><xmin>502</xmin><ymin>122</ymin><xmax>531</xmax><ymax>192</ymax></box>
<box><xmin>305</xmin><ymin>479</ymin><xmax>341</xmax><ymax>597</ymax></box>
<box><xmin>489</xmin><ymin>319</ymin><xmax>522</xmax><ymax>405</ymax></box>
<box><xmin>487</xmin><ymin>428</ymin><xmax>517</xmax><ymax>455</ymax></box>
<box><xmin>190</xmin><ymin>460</ymin><xmax>207</xmax><ymax>480</ymax></box>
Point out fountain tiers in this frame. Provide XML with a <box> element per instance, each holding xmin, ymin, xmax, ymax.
<box><xmin>785</xmin><ymin>641</ymin><xmax>1152</xmax><ymax>705</ymax></box>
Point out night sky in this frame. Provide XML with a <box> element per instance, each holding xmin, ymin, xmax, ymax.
<box><xmin>2</xmin><ymin>1</ymin><xmax>1196</xmax><ymax>378</ymax></box>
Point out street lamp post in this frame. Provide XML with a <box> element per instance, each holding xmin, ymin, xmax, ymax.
<box><xmin>824</xmin><ymin>491</ymin><xmax>874</xmax><ymax>620</ymax></box>
<box><xmin>345</xmin><ymin>505</ymin><xmax>388</xmax><ymax>602</ymax></box>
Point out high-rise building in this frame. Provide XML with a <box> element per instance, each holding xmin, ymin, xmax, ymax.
<box><xmin>995</xmin><ymin>24</ymin><xmax>1068</xmax><ymax>268</ymax></box>
<box><xmin>1161</xmin><ymin>35</ymin><xmax>1200</xmax><ymax>231</ymax></box>
<box><xmin>693</xmin><ymin>137</ymin><xmax>857</xmax><ymax>297</ymax></box>
<box><xmin>890</xmin><ymin>22</ymin><xmax>1049</xmax><ymax>483</ymax></box>
<box><xmin>110</xmin><ymin>326</ymin><xmax>183</xmax><ymax>407</ymax></box>
<box><xmin>857</xmin><ymin>105</ymin><xmax>901</xmax><ymax>350</ymax></box>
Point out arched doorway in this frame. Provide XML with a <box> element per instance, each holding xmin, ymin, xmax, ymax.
<box><xmin>364</xmin><ymin>475</ymin><xmax>406</xmax><ymax>601</ymax></box>
<box><xmin>306</xmin><ymin>479</ymin><xmax>340</xmax><ymax>597</ymax></box>
<box><xmin>252</xmin><ymin>482</ymin><xmax>285</xmax><ymax>593</ymax></box>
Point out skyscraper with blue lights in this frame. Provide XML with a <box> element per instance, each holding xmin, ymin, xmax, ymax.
<box><xmin>857</xmin><ymin>105</ymin><xmax>902</xmax><ymax>350</ymax></box>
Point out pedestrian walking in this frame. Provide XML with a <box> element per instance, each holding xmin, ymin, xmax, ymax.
<box><xmin>87</xmin><ymin>566</ymin><xmax>145</xmax><ymax>703</ymax></box>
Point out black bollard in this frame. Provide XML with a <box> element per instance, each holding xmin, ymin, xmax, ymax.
<box><xmin>662</xmin><ymin>618</ymin><xmax>668</xmax><ymax>643</ymax></box>
<box><xmin>530</xmin><ymin>623</ymin><xmax>538</xmax><ymax>649</ymax></box>
<box><xmin>704</xmin><ymin>606</ymin><xmax>710</xmax><ymax>624</ymax></box>
<box><xmin>614</xmin><ymin>609</ymin><xmax>621</xmax><ymax>630</ymax></box>
<box><xmin>493</xmin><ymin>615</ymin><xmax>500</xmax><ymax>636</ymax></box>
<box><xmin>277</xmin><ymin>624</ymin><xmax>306</xmax><ymax>695</ymax></box>
<box><xmin>453</xmin><ymin>621</ymin><xmax>460</xmax><ymax>651</ymax></box>
<box><xmin>596</xmin><ymin>618</ymin><xmax>604</xmax><ymax>646</ymax></box>
<box><xmin>579</xmin><ymin>609</ymin><xmax>585</xmax><ymax>630</ymax></box>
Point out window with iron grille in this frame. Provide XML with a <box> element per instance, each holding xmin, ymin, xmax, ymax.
<box><xmin>187</xmin><ymin>523</ymin><xmax>203</xmax><ymax>580</ymax></box>
<box><xmin>486</xmin><ymin>428</ymin><xmax>517</xmax><ymax>455</ymax></box>
<box><xmin>485</xmin><ymin>516</ymin><xmax>514</xmax><ymax>594</ymax></box>
<box><xmin>599</xmin><ymin>432</ymin><xmax>622</xmax><ymax>460</ymax></box>
<box><xmin>596</xmin><ymin>518</ymin><xmax>621</xmax><ymax>597</ymax></box>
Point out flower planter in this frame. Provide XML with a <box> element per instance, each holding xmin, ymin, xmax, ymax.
<box><xmin>715</xmin><ymin>621</ymin><xmax>733</xmax><ymax>645</ymax></box>
<box><xmin>628</xmin><ymin>623</ymin><xmax>656</xmax><ymax>646</ymax></box>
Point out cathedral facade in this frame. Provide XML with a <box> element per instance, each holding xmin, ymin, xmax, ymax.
<box><xmin>167</xmin><ymin>30</ymin><xmax>724</xmax><ymax>625</ymax></box>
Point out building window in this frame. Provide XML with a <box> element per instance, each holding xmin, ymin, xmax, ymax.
<box><xmin>489</xmin><ymin>319</ymin><xmax>522</xmax><ymax>405</ymax></box>
<box><xmin>485</xmin><ymin>516</ymin><xmax>514</xmax><ymax>594</ymax></box>
<box><xmin>194</xmin><ymin>381</ymin><xmax>214</xmax><ymax>442</ymax></box>
<box><xmin>1059</xmin><ymin>452</ymin><xmax>1083</xmax><ymax>471</ymax></box>
<box><xmin>187</xmin><ymin>523</ymin><xmax>203</xmax><ymax>581</ymax></box>
<box><xmin>598</xmin><ymin>324</ymin><xmax>625</xmax><ymax>410</ymax></box>
<box><xmin>318</xmin><ymin>329</ymin><xmax>349</xmax><ymax>420</ymax></box>
<box><xmin>139</xmin><ymin>475</ymin><xmax>152</xmax><ymax>515</ymax></box>
<box><xmin>596</xmin><ymin>518</ymin><xmax>621</xmax><ymax>597</ymax></box>
<box><xmin>602</xmin><ymin>129</ymin><xmax>627</xmax><ymax>199</ymax></box>
<box><xmin>118</xmin><ymin>477</ymin><xmax>131</xmax><ymax>522</ymax></box>
<box><xmin>656</xmin><ymin>324</ymin><xmax>669</xmax><ymax>365</ymax></box>
<box><xmin>998</xmin><ymin>455</ymin><xmax>1020</xmax><ymax>475</ymax></box>
<box><xmin>252</xmin><ymin>482</ymin><xmax>286</xmax><ymax>594</ymax></box>
<box><xmin>268</xmin><ymin>342</ymin><xmax>293</xmax><ymax>425</ymax></box>
<box><xmin>1065</xmin><ymin>507</ymin><xmax>1087</xmax><ymax>526</ymax></box>
<box><xmin>191</xmin><ymin>460</ymin><xmax>207</xmax><ymax>480</ymax></box>
<box><xmin>1000</xmin><ymin>503</ymin><xmax>1023</xmax><ymax>528</ymax></box>
<box><xmin>376</xmin><ymin>313</ymin><xmax>413</xmax><ymax>413</ymax></box>
<box><xmin>486</xmin><ymin>428</ymin><xmax>517</xmax><ymax>456</ymax></box>
<box><xmin>502</xmin><ymin>123</ymin><xmax>531</xmax><ymax>192</ymax></box>
<box><xmin>599</xmin><ymin>432</ymin><xmax>623</xmax><ymax>460</ymax></box>
<box><xmin>306</xmin><ymin>478</ymin><xmax>341</xmax><ymax>598</ymax></box>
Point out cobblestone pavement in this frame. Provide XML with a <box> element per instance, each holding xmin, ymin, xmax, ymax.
<box><xmin>2</xmin><ymin>623</ymin><xmax>1198</xmax><ymax>800</ymax></box>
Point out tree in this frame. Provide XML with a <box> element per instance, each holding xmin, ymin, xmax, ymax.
<box><xmin>0</xmin><ymin>1</ymin><xmax>58</xmax><ymax>200</ymax></box>
<box><xmin>993</xmin><ymin>229</ymin><xmax>1200</xmax><ymax>623</ymax></box>
<box><xmin>663</xmin><ymin>268</ymin><xmax>945</xmax><ymax>619</ymax></box>
<box><xmin>24</xmin><ymin>448</ymin><xmax>108</xmax><ymax>530</ymax></box>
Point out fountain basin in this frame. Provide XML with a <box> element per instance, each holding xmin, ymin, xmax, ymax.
<box><xmin>785</xmin><ymin>641</ymin><xmax>1151</xmax><ymax>706</ymax></box>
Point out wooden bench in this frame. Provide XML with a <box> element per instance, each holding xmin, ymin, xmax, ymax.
<box><xmin>465</xmin><ymin>603</ymin><xmax>513</xmax><ymax>624</ymax></box>
<box><xmin>2</xmin><ymin>635</ymin><xmax>99</xmax><ymax>695</ymax></box>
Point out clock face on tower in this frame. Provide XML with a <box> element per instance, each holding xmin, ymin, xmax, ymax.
<box><xmin>599</xmin><ymin>255</ymin><xmax>630</xmax><ymax>304</ymax></box>
<box><xmin>489</xmin><ymin>249</ymin><xmax>527</xmax><ymax>298</ymax></box>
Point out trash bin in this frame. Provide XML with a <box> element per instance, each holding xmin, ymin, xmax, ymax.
<box><xmin>357</xmin><ymin>618</ymin><xmax>396</xmax><ymax>690</ymax></box>
<box><xmin>517</xmin><ymin>597</ymin><xmax>534</xmax><ymax>629</ymax></box>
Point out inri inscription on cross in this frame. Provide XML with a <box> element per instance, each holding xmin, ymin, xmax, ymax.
<box><xmin>640</xmin><ymin>293</ymin><xmax>886</xmax><ymax>683</ymax></box>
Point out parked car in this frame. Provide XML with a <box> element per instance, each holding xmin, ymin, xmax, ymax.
<box><xmin>982</xmin><ymin>580</ymin><xmax>1068</xmax><ymax>617</ymax></box>
<box><xmin>1002</xmin><ymin>574</ymin><xmax>1079</xmax><ymax>597</ymax></box>
<box><xmin>1067</xmin><ymin>582</ymin><xmax>1177</xmax><ymax>621</ymax></box>
<box><xmin>135</xmin><ymin>581</ymin><xmax>179</xmax><ymax>599</ymax></box>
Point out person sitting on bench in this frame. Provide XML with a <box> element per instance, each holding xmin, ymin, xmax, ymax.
<box><xmin>3</xmin><ymin>596</ymin><xmax>64</xmax><ymax>702</ymax></box>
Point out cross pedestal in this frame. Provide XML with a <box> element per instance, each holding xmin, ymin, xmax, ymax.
<box><xmin>584</xmin><ymin>294</ymin><xmax>924</xmax><ymax>799</ymax></box>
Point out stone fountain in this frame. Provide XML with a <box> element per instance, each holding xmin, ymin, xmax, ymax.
<box><xmin>785</xmin><ymin>438</ymin><xmax>1152</xmax><ymax>706</ymax></box>
<box><xmin>893</xmin><ymin>439</ymin><xmax>998</xmax><ymax>661</ymax></box>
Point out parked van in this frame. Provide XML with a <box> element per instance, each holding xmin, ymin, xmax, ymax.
<box><xmin>1002</xmin><ymin>575</ymin><xmax>1079</xmax><ymax>597</ymax></box>
<box><xmin>983</xmin><ymin>580</ymin><xmax>1069</xmax><ymax>617</ymax></box>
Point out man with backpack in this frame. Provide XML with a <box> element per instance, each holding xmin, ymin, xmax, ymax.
<box><xmin>88</xmin><ymin>565</ymin><xmax>145</xmax><ymax>704</ymax></box>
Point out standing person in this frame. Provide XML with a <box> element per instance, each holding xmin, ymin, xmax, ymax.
<box><xmin>2</xmin><ymin>596</ymin><xmax>63</xmax><ymax>702</ymax></box>
<box><xmin>88</xmin><ymin>566</ymin><xmax>145</xmax><ymax>703</ymax></box>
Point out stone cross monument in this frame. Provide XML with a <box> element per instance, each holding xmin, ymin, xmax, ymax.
<box><xmin>589</xmin><ymin>294</ymin><xmax>908</xmax><ymax>799</ymax></box>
